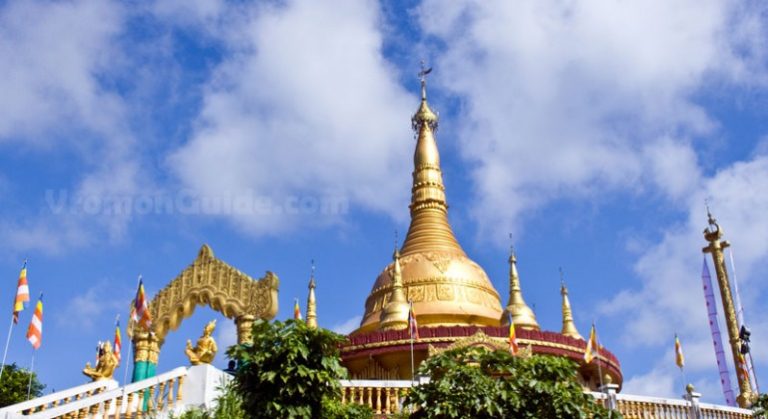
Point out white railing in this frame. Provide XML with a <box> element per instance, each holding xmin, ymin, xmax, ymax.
<box><xmin>0</xmin><ymin>380</ymin><xmax>117</xmax><ymax>418</ymax></box>
<box><xmin>340</xmin><ymin>380</ymin><xmax>754</xmax><ymax>419</ymax></box>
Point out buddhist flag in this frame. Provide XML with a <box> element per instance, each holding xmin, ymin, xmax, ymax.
<box><xmin>408</xmin><ymin>300</ymin><xmax>419</xmax><ymax>340</ymax></box>
<box><xmin>508</xmin><ymin>313</ymin><xmax>519</xmax><ymax>355</ymax></box>
<box><xmin>26</xmin><ymin>295</ymin><xmax>43</xmax><ymax>350</ymax></box>
<box><xmin>132</xmin><ymin>277</ymin><xmax>151</xmax><ymax>330</ymax></box>
<box><xmin>675</xmin><ymin>334</ymin><xmax>685</xmax><ymax>369</ymax></box>
<box><xmin>737</xmin><ymin>353</ymin><xmax>750</xmax><ymax>383</ymax></box>
<box><xmin>584</xmin><ymin>324</ymin><xmax>598</xmax><ymax>363</ymax></box>
<box><xmin>114</xmin><ymin>319</ymin><xmax>122</xmax><ymax>364</ymax></box>
<box><xmin>13</xmin><ymin>261</ymin><xmax>30</xmax><ymax>324</ymax></box>
<box><xmin>294</xmin><ymin>299</ymin><xmax>302</xmax><ymax>320</ymax></box>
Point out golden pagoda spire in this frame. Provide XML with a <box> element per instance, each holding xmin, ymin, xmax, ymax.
<box><xmin>400</xmin><ymin>63</ymin><xmax>465</xmax><ymax>257</ymax></box>
<box><xmin>559</xmin><ymin>270</ymin><xmax>582</xmax><ymax>339</ymax></box>
<box><xmin>379</xmin><ymin>246</ymin><xmax>409</xmax><ymax>330</ymax></box>
<box><xmin>500</xmin><ymin>244</ymin><xmax>539</xmax><ymax>330</ymax></box>
<box><xmin>306</xmin><ymin>260</ymin><xmax>317</xmax><ymax>329</ymax></box>
<box><xmin>702</xmin><ymin>209</ymin><xmax>754</xmax><ymax>407</ymax></box>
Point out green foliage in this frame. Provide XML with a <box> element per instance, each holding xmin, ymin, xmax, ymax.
<box><xmin>168</xmin><ymin>379</ymin><xmax>245</xmax><ymax>419</ymax></box>
<box><xmin>322</xmin><ymin>398</ymin><xmax>373</xmax><ymax>419</ymax></box>
<box><xmin>404</xmin><ymin>347</ymin><xmax>620</xmax><ymax>419</ymax></box>
<box><xmin>227</xmin><ymin>319</ymin><xmax>366</xmax><ymax>419</ymax></box>
<box><xmin>752</xmin><ymin>393</ymin><xmax>768</xmax><ymax>418</ymax></box>
<box><xmin>0</xmin><ymin>363</ymin><xmax>45</xmax><ymax>408</ymax></box>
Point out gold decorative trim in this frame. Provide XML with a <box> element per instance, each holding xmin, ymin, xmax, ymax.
<box><xmin>342</xmin><ymin>336</ymin><xmax>620</xmax><ymax>370</ymax></box>
<box><xmin>130</xmin><ymin>244</ymin><xmax>279</xmax><ymax>344</ymax></box>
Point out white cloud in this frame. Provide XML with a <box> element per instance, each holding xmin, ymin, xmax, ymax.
<box><xmin>601</xmin><ymin>155</ymin><xmax>768</xmax><ymax>400</ymax></box>
<box><xmin>215</xmin><ymin>319</ymin><xmax>238</xmax><ymax>350</ymax></box>
<box><xmin>168</xmin><ymin>0</ymin><xmax>414</xmax><ymax>236</ymax></box>
<box><xmin>59</xmin><ymin>283</ymin><xmax>128</xmax><ymax>330</ymax></box>
<box><xmin>418</xmin><ymin>0</ymin><xmax>767</xmax><ymax>242</ymax></box>
<box><xmin>0</xmin><ymin>0</ymin><xmax>126</xmax><ymax>143</ymax></box>
<box><xmin>0</xmin><ymin>1</ymin><xmax>154</xmax><ymax>253</ymax></box>
<box><xmin>332</xmin><ymin>315</ymin><xmax>362</xmax><ymax>335</ymax></box>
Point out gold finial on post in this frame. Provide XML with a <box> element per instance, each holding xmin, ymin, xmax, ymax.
<box><xmin>306</xmin><ymin>260</ymin><xmax>318</xmax><ymax>329</ymax></box>
<box><xmin>185</xmin><ymin>320</ymin><xmax>218</xmax><ymax>365</ymax></box>
<box><xmin>500</xmin><ymin>238</ymin><xmax>539</xmax><ymax>330</ymax></box>
<box><xmin>702</xmin><ymin>208</ymin><xmax>754</xmax><ymax>407</ymax></box>
<box><xmin>380</xmin><ymin>240</ymin><xmax>409</xmax><ymax>331</ymax></box>
<box><xmin>559</xmin><ymin>268</ymin><xmax>583</xmax><ymax>340</ymax></box>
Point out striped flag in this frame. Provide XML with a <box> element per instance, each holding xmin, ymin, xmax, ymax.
<box><xmin>293</xmin><ymin>299</ymin><xmax>302</xmax><ymax>320</ymax></box>
<box><xmin>26</xmin><ymin>295</ymin><xmax>43</xmax><ymax>350</ymax></box>
<box><xmin>408</xmin><ymin>300</ymin><xmax>419</xmax><ymax>340</ymax></box>
<box><xmin>508</xmin><ymin>313</ymin><xmax>519</xmax><ymax>355</ymax></box>
<box><xmin>131</xmin><ymin>277</ymin><xmax>151</xmax><ymax>330</ymax></box>
<box><xmin>114</xmin><ymin>319</ymin><xmax>122</xmax><ymax>364</ymax></box>
<box><xmin>584</xmin><ymin>324</ymin><xmax>598</xmax><ymax>363</ymax></box>
<box><xmin>675</xmin><ymin>334</ymin><xmax>685</xmax><ymax>369</ymax></box>
<box><xmin>13</xmin><ymin>261</ymin><xmax>30</xmax><ymax>324</ymax></box>
<box><xmin>737</xmin><ymin>352</ymin><xmax>750</xmax><ymax>383</ymax></box>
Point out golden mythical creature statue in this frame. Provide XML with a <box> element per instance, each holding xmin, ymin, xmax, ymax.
<box><xmin>83</xmin><ymin>341</ymin><xmax>119</xmax><ymax>381</ymax></box>
<box><xmin>185</xmin><ymin>320</ymin><xmax>218</xmax><ymax>365</ymax></box>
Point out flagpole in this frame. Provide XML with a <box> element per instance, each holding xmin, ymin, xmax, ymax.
<box><xmin>26</xmin><ymin>349</ymin><xmax>36</xmax><ymax>400</ymax></box>
<box><xmin>409</xmin><ymin>300</ymin><xmax>415</xmax><ymax>385</ymax></box>
<box><xmin>0</xmin><ymin>315</ymin><xmax>15</xmax><ymax>381</ymax></box>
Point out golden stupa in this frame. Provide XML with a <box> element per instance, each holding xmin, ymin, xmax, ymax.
<box><xmin>355</xmin><ymin>72</ymin><xmax>503</xmax><ymax>334</ymax></box>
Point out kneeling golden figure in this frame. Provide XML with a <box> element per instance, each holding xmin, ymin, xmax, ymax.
<box><xmin>83</xmin><ymin>341</ymin><xmax>119</xmax><ymax>381</ymax></box>
<box><xmin>185</xmin><ymin>320</ymin><xmax>218</xmax><ymax>365</ymax></box>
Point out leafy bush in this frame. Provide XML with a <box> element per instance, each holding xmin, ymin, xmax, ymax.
<box><xmin>405</xmin><ymin>347</ymin><xmax>619</xmax><ymax>419</ymax></box>
<box><xmin>227</xmin><ymin>319</ymin><xmax>369</xmax><ymax>419</ymax></box>
<box><xmin>0</xmin><ymin>363</ymin><xmax>45</xmax><ymax>408</ymax></box>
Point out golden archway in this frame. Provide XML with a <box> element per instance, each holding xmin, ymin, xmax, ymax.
<box><xmin>129</xmin><ymin>244</ymin><xmax>279</xmax><ymax>374</ymax></box>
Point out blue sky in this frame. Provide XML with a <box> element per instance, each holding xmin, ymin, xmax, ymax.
<box><xmin>1</xmin><ymin>0</ymin><xmax>768</xmax><ymax>403</ymax></box>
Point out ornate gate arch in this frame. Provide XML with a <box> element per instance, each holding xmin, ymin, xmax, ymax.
<box><xmin>128</xmin><ymin>244</ymin><xmax>279</xmax><ymax>382</ymax></box>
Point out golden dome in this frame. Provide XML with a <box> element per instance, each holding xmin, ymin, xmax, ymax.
<box><xmin>355</xmin><ymin>73</ymin><xmax>503</xmax><ymax>334</ymax></box>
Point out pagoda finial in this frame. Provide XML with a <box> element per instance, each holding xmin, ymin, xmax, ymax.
<box><xmin>501</xmin><ymin>241</ymin><xmax>539</xmax><ymax>330</ymax></box>
<box><xmin>306</xmin><ymin>259</ymin><xmax>317</xmax><ymax>329</ymax></box>
<box><xmin>559</xmin><ymin>269</ymin><xmax>583</xmax><ymax>340</ymax></box>
<box><xmin>411</xmin><ymin>62</ymin><xmax>438</xmax><ymax>132</ymax></box>
<box><xmin>400</xmin><ymin>63</ymin><xmax>464</xmax><ymax>257</ymax></box>
<box><xmin>380</xmin><ymin>240</ymin><xmax>409</xmax><ymax>330</ymax></box>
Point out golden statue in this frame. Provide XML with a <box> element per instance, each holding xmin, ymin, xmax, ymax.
<box><xmin>185</xmin><ymin>320</ymin><xmax>218</xmax><ymax>365</ymax></box>
<box><xmin>83</xmin><ymin>341</ymin><xmax>119</xmax><ymax>381</ymax></box>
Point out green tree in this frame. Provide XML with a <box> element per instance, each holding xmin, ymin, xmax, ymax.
<box><xmin>752</xmin><ymin>393</ymin><xmax>768</xmax><ymax>418</ymax></box>
<box><xmin>227</xmin><ymin>319</ymin><xmax>371</xmax><ymax>419</ymax></box>
<box><xmin>0</xmin><ymin>363</ymin><xmax>45</xmax><ymax>408</ymax></box>
<box><xmin>404</xmin><ymin>346</ymin><xmax>619</xmax><ymax>419</ymax></box>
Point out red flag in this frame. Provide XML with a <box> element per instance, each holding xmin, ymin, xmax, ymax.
<box><xmin>114</xmin><ymin>319</ymin><xmax>122</xmax><ymax>364</ymax></box>
<box><xmin>132</xmin><ymin>277</ymin><xmax>151</xmax><ymax>330</ymax></box>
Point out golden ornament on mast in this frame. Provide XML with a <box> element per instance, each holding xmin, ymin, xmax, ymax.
<box><xmin>702</xmin><ymin>209</ymin><xmax>755</xmax><ymax>407</ymax></box>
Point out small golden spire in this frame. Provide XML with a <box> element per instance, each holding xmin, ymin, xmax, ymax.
<box><xmin>500</xmin><ymin>244</ymin><xmax>539</xmax><ymax>330</ymax></box>
<box><xmin>306</xmin><ymin>260</ymin><xmax>318</xmax><ymax>329</ymax></box>
<box><xmin>559</xmin><ymin>270</ymin><xmax>583</xmax><ymax>340</ymax></box>
<box><xmin>379</xmin><ymin>246</ymin><xmax>409</xmax><ymax>330</ymax></box>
